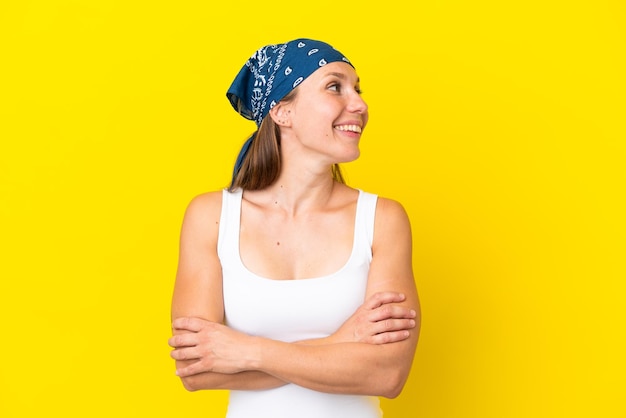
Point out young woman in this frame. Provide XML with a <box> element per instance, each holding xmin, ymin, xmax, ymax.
<box><xmin>169</xmin><ymin>38</ymin><xmax>420</xmax><ymax>418</ymax></box>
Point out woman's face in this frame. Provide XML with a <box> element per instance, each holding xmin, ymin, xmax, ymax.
<box><xmin>281</xmin><ymin>61</ymin><xmax>369</xmax><ymax>165</ymax></box>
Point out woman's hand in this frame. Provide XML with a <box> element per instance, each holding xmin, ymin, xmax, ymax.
<box><xmin>329</xmin><ymin>291</ymin><xmax>417</xmax><ymax>345</ymax></box>
<box><xmin>169</xmin><ymin>317</ymin><xmax>255</xmax><ymax>377</ymax></box>
<box><xmin>170</xmin><ymin>292</ymin><xmax>415</xmax><ymax>378</ymax></box>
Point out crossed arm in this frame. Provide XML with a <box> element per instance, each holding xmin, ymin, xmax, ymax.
<box><xmin>169</xmin><ymin>192</ymin><xmax>420</xmax><ymax>398</ymax></box>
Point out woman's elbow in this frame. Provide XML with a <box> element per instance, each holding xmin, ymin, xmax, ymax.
<box><xmin>379</xmin><ymin>338</ymin><xmax>418</xmax><ymax>398</ymax></box>
<box><xmin>382</xmin><ymin>382</ymin><xmax>406</xmax><ymax>399</ymax></box>
<box><xmin>379</xmin><ymin>369</ymin><xmax>409</xmax><ymax>399</ymax></box>
<box><xmin>179</xmin><ymin>375</ymin><xmax>201</xmax><ymax>392</ymax></box>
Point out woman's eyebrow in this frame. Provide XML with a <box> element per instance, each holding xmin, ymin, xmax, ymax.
<box><xmin>324</xmin><ymin>72</ymin><xmax>360</xmax><ymax>83</ymax></box>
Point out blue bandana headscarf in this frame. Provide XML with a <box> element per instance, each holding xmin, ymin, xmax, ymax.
<box><xmin>226</xmin><ymin>38</ymin><xmax>353</xmax><ymax>181</ymax></box>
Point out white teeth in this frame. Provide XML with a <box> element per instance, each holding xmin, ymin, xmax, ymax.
<box><xmin>334</xmin><ymin>124</ymin><xmax>362</xmax><ymax>133</ymax></box>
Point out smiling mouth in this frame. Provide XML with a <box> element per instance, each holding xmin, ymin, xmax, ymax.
<box><xmin>334</xmin><ymin>124</ymin><xmax>362</xmax><ymax>133</ymax></box>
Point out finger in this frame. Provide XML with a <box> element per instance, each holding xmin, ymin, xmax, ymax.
<box><xmin>176</xmin><ymin>360</ymin><xmax>211</xmax><ymax>378</ymax></box>
<box><xmin>171</xmin><ymin>316</ymin><xmax>208</xmax><ymax>332</ymax></box>
<box><xmin>168</xmin><ymin>333</ymin><xmax>198</xmax><ymax>348</ymax></box>
<box><xmin>170</xmin><ymin>347</ymin><xmax>202</xmax><ymax>361</ymax></box>
<box><xmin>366</xmin><ymin>330</ymin><xmax>412</xmax><ymax>345</ymax></box>
<box><xmin>369</xmin><ymin>318</ymin><xmax>416</xmax><ymax>336</ymax></box>
<box><xmin>369</xmin><ymin>305</ymin><xmax>416</xmax><ymax>322</ymax></box>
<box><xmin>363</xmin><ymin>292</ymin><xmax>406</xmax><ymax>310</ymax></box>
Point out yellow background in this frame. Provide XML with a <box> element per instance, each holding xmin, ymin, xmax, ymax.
<box><xmin>1</xmin><ymin>1</ymin><xmax>624</xmax><ymax>417</ymax></box>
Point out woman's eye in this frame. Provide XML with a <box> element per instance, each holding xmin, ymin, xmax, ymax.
<box><xmin>328</xmin><ymin>83</ymin><xmax>362</xmax><ymax>94</ymax></box>
<box><xmin>328</xmin><ymin>83</ymin><xmax>340</xmax><ymax>92</ymax></box>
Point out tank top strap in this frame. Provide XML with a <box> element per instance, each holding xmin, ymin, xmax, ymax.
<box><xmin>354</xmin><ymin>190</ymin><xmax>379</xmax><ymax>260</ymax></box>
<box><xmin>217</xmin><ymin>188</ymin><xmax>243</xmax><ymax>260</ymax></box>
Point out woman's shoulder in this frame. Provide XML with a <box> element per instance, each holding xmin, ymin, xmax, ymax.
<box><xmin>339</xmin><ymin>185</ymin><xmax>409</xmax><ymax>221</ymax></box>
<box><xmin>375</xmin><ymin>194</ymin><xmax>407</xmax><ymax>212</ymax></box>
<box><xmin>182</xmin><ymin>189</ymin><xmax>225</xmax><ymax>225</ymax></box>
<box><xmin>352</xmin><ymin>187</ymin><xmax>407</xmax><ymax>217</ymax></box>
<box><xmin>187</xmin><ymin>189</ymin><xmax>223</xmax><ymax>207</ymax></box>
<box><xmin>367</xmin><ymin>194</ymin><xmax>413</xmax><ymax>255</ymax></box>
<box><xmin>372</xmin><ymin>194</ymin><xmax>411</xmax><ymax>231</ymax></box>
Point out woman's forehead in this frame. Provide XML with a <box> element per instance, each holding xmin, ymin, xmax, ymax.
<box><xmin>311</xmin><ymin>61</ymin><xmax>360</xmax><ymax>82</ymax></box>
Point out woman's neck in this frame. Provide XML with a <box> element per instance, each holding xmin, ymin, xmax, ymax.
<box><xmin>244</xmin><ymin>167</ymin><xmax>338</xmax><ymax>216</ymax></box>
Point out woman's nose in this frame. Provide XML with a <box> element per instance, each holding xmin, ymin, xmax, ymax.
<box><xmin>348</xmin><ymin>92</ymin><xmax>368</xmax><ymax>114</ymax></box>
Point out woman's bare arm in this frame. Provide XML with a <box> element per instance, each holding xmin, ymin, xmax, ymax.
<box><xmin>171</xmin><ymin>192</ymin><xmax>287</xmax><ymax>390</ymax></box>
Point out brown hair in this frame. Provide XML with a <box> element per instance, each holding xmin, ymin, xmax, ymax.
<box><xmin>229</xmin><ymin>90</ymin><xmax>345</xmax><ymax>191</ymax></box>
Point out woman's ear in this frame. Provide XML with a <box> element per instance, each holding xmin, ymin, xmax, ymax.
<box><xmin>269</xmin><ymin>102</ymin><xmax>291</xmax><ymax>127</ymax></box>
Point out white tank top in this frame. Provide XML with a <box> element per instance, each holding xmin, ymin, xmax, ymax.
<box><xmin>218</xmin><ymin>188</ymin><xmax>382</xmax><ymax>418</ymax></box>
